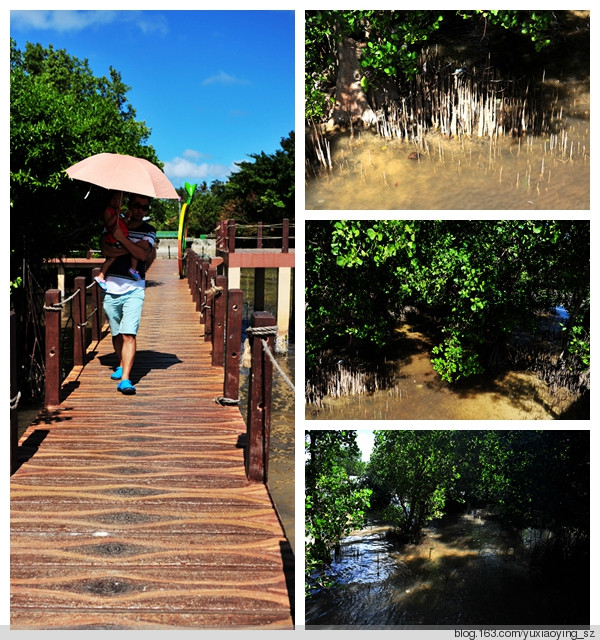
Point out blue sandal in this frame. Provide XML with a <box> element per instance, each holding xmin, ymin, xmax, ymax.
<box><xmin>94</xmin><ymin>275</ymin><xmax>108</xmax><ymax>291</ymax></box>
<box><xmin>117</xmin><ymin>379</ymin><xmax>136</xmax><ymax>395</ymax></box>
<box><xmin>110</xmin><ymin>366</ymin><xmax>123</xmax><ymax>380</ymax></box>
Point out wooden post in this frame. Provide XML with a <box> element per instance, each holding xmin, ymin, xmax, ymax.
<box><xmin>186</xmin><ymin>250</ymin><xmax>194</xmax><ymax>291</ymax></box>
<box><xmin>254</xmin><ymin>268</ymin><xmax>265</xmax><ymax>312</ymax></box>
<box><xmin>246</xmin><ymin>311</ymin><xmax>275</xmax><ymax>483</ymax></box>
<box><xmin>211</xmin><ymin>274</ymin><xmax>227</xmax><ymax>367</ymax></box>
<box><xmin>191</xmin><ymin>253</ymin><xmax>201</xmax><ymax>312</ymax></box>
<box><xmin>10</xmin><ymin>311</ymin><xmax>18</xmax><ymax>474</ymax></box>
<box><xmin>91</xmin><ymin>268</ymin><xmax>103</xmax><ymax>343</ymax></box>
<box><xmin>224</xmin><ymin>289</ymin><xmax>243</xmax><ymax>402</ymax></box>
<box><xmin>257</xmin><ymin>221</ymin><xmax>263</xmax><ymax>249</ymax></box>
<box><xmin>73</xmin><ymin>276</ymin><xmax>86</xmax><ymax>367</ymax></box>
<box><xmin>200</xmin><ymin>259</ymin><xmax>209</xmax><ymax>324</ymax></box>
<box><xmin>45</xmin><ymin>289</ymin><xmax>61</xmax><ymax>409</ymax></box>
<box><xmin>228</xmin><ymin>219</ymin><xmax>236</xmax><ymax>253</ymax></box>
<box><xmin>282</xmin><ymin>218</ymin><xmax>289</xmax><ymax>253</ymax></box>
<box><xmin>204</xmin><ymin>266</ymin><xmax>217</xmax><ymax>342</ymax></box>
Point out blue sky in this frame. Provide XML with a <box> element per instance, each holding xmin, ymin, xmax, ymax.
<box><xmin>10</xmin><ymin>9</ymin><xmax>295</xmax><ymax>189</ymax></box>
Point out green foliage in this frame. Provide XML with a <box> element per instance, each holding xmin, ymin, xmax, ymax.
<box><xmin>431</xmin><ymin>333</ymin><xmax>484</xmax><ymax>383</ymax></box>
<box><xmin>459</xmin><ymin>10</ymin><xmax>555</xmax><ymax>52</ymax></box>
<box><xmin>305</xmin><ymin>220</ymin><xmax>589</xmax><ymax>384</ymax></box>
<box><xmin>366</xmin><ymin>430</ymin><xmax>589</xmax><ymax>542</ymax></box>
<box><xmin>305</xmin><ymin>10</ymin><xmax>558</xmax><ymax>122</ymax></box>
<box><xmin>224</xmin><ymin>132</ymin><xmax>294</xmax><ymax>225</ymax></box>
<box><xmin>305</xmin><ymin>431</ymin><xmax>372</xmax><ymax>595</ymax></box>
<box><xmin>368</xmin><ymin>431</ymin><xmax>459</xmax><ymax>541</ymax></box>
<box><xmin>10</xmin><ymin>38</ymin><xmax>160</xmax><ymax>274</ymax></box>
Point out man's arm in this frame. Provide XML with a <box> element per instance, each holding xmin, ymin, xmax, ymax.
<box><xmin>102</xmin><ymin>226</ymin><xmax>152</xmax><ymax>262</ymax></box>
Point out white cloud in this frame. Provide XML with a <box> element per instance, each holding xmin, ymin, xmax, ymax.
<box><xmin>163</xmin><ymin>156</ymin><xmax>235</xmax><ymax>183</ymax></box>
<box><xmin>10</xmin><ymin>10</ymin><xmax>168</xmax><ymax>36</ymax></box>
<box><xmin>11</xmin><ymin>10</ymin><xmax>119</xmax><ymax>32</ymax></box>
<box><xmin>201</xmin><ymin>71</ymin><xmax>251</xmax><ymax>86</ymax></box>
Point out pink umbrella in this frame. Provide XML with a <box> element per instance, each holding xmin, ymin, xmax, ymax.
<box><xmin>65</xmin><ymin>152</ymin><xmax>180</xmax><ymax>200</ymax></box>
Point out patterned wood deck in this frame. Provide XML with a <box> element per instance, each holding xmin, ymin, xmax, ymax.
<box><xmin>10</xmin><ymin>259</ymin><xmax>294</xmax><ymax>630</ymax></box>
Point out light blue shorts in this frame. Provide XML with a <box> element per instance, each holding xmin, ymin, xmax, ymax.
<box><xmin>103</xmin><ymin>288</ymin><xmax>146</xmax><ymax>336</ymax></box>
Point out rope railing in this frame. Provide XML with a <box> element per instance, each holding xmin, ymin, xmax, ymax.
<box><xmin>43</xmin><ymin>270</ymin><xmax>105</xmax><ymax>409</ymax></box>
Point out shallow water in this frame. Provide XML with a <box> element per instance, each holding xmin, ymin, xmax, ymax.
<box><xmin>307</xmin><ymin>325</ymin><xmax>579</xmax><ymax>420</ymax></box>
<box><xmin>305</xmin><ymin>512</ymin><xmax>586</xmax><ymax>626</ymax></box>
<box><xmin>306</xmin><ymin>83</ymin><xmax>589</xmax><ymax>210</ymax></box>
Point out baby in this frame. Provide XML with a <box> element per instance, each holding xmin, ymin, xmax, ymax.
<box><xmin>94</xmin><ymin>190</ymin><xmax>140</xmax><ymax>290</ymax></box>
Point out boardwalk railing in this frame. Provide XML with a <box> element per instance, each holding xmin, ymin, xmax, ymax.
<box><xmin>43</xmin><ymin>269</ymin><xmax>104</xmax><ymax>408</ymax></box>
<box><xmin>13</xmin><ymin>257</ymin><xmax>277</xmax><ymax>483</ymax></box>
<box><xmin>215</xmin><ymin>218</ymin><xmax>293</xmax><ymax>253</ymax></box>
<box><xmin>185</xmin><ymin>249</ymin><xmax>275</xmax><ymax>482</ymax></box>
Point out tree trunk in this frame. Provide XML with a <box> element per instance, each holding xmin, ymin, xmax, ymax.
<box><xmin>328</xmin><ymin>37</ymin><xmax>377</xmax><ymax>130</ymax></box>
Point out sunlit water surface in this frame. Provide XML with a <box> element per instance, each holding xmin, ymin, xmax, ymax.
<box><xmin>306</xmin><ymin>512</ymin><xmax>586</xmax><ymax>626</ymax></box>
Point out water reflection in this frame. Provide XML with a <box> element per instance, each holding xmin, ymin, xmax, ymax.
<box><xmin>306</xmin><ymin>512</ymin><xmax>587</xmax><ymax>626</ymax></box>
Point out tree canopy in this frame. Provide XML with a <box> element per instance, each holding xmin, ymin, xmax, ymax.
<box><xmin>305</xmin><ymin>430</ymin><xmax>372</xmax><ymax>594</ymax></box>
<box><xmin>306</xmin><ymin>220</ymin><xmax>589</xmax><ymax>387</ymax></box>
<box><xmin>10</xmin><ymin>38</ymin><xmax>161</xmax><ymax>275</ymax></box>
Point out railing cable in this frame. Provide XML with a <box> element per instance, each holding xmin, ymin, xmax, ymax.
<box><xmin>245</xmin><ymin>325</ymin><xmax>295</xmax><ymax>393</ymax></box>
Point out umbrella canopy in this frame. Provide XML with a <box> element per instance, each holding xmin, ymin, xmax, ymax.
<box><xmin>65</xmin><ymin>153</ymin><xmax>180</xmax><ymax>200</ymax></box>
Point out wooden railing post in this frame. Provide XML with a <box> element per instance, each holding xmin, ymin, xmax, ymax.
<box><xmin>282</xmin><ymin>218</ymin><xmax>289</xmax><ymax>253</ymax></box>
<box><xmin>204</xmin><ymin>266</ymin><xmax>217</xmax><ymax>342</ymax></box>
<box><xmin>224</xmin><ymin>289</ymin><xmax>243</xmax><ymax>402</ymax></box>
<box><xmin>200</xmin><ymin>259</ymin><xmax>209</xmax><ymax>324</ymax></box>
<box><xmin>211</xmin><ymin>275</ymin><xmax>227</xmax><ymax>366</ymax></box>
<box><xmin>191</xmin><ymin>253</ymin><xmax>201</xmax><ymax>312</ymax></box>
<box><xmin>44</xmin><ymin>289</ymin><xmax>61</xmax><ymax>409</ymax></box>
<box><xmin>91</xmin><ymin>268</ymin><xmax>102</xmax><ymax>343</ymax></box>
<box><xmin>10</xmin><ymin>311</ymin><xmax>18</xmax><ymax>474</ymax></box>
<box><xmin>228</xmin><ymin>219</ymin><xmax>236</xmax><ymax>253</ymax></box>
<box><xmin>186</xmin><ymin>250</ymin><xmax>194</xmax><ymax>291</ymax></box>
<box><xmin>257</xmin><ymin>221</ymin><xmax>263</xmax><ymax>249</ymax></box>
<box><xmin>245</xmin><ymin>311</ymin><xmax>275</xmax><ymax>483</ymax></box>
<box><xmin>73</xmin><ymin>276</ymin><xmax>86</xmax><ymax>366</ymax></box>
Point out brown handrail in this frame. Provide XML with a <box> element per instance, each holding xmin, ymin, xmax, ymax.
<box><xmin>215</xmin><ymin>218</ymin><xmax>294</xmax><ymax>254</ymax></box>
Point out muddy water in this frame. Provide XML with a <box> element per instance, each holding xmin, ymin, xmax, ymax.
<box><xmin>305</xmin><ymin>512</ymin><xmax>572</xmax><ymax>626</ymax></box>
<box><xmin>307</xmin><ymin>325</ymin><xmax>577</xmax><ymax>420</ymax></box>
<box><xmin>306</xmin><ymin>85</ymin><xmax>589</xmax><ymax>210</ymax></box>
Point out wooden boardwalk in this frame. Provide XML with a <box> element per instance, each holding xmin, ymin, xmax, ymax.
<box><xmin>10</xmin><ymin>259</ymin><xmax>294</xmax><ymax>630</ymax></box>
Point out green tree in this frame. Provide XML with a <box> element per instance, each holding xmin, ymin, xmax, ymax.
<box><xmin>224</xmin><ymin>132</ymin><xmax>294</xmax><ymax>225</ymax></box>
<box><xmin>368</xmin><ymin>430</ymin><xmax>459</xmax><ymax>542</ymax></box>
<box><xmin>305</xmin><ymin>430</ymin><xmax>372</xmax><ymax>594</ymax></box>
<box><xmin>305</xmin><ymin>10</ymin><xmax>558</xmax><ymax>125</ymax></box>
<box><xmin>10</xmin><ymin>38</ymin><xmax>161</xmax><ymax>278</ymax></box>
<box><xmin>306</xmin><ymin>220</ymin><xmax>589</xmax><ymax>386</ymax></box>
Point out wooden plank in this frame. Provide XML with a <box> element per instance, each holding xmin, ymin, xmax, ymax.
<box><xmin>10</xmin><ymin>259</ymin><xmax>294</xmax><ymax>629</ymax></box>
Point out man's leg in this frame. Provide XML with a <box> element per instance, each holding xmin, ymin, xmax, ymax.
<box><xmin>115</xmin><ymin>288</ymin><xmax>145</xmax><ymax>394</ymax></box>
<box><xmin>120</xmin><ymin>334</ymin><xmax>137</xmax><ymax>382</ymax></box>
